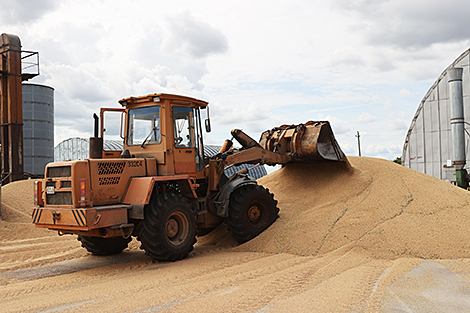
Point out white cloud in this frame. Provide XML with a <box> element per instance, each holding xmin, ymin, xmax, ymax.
<box><xmin>339</xmin><ymin>142</ymin><xmax>356</xmax><ymax>156</ymax></box>
<box><xmin>43</xmin><ymin>64</ymin><xmax>114</xmax><ymax>103</ymax></box>
<box><xmin>212</xmin><ymin>101</ymin><xmax>271</xmax><ymax>136</ymax></box>
<box><xmin>357</xmin><ymin>112</ymin><xmax>378</xmax><ymax>124</ymax></box>
<box><xmin>0</xmin><ymin>0</ymin><xmax>59</xmax><ymax>25</ymax></box>
<box><xmin>317</xmin><ymin>114</ymin><xmax>350</xmax><ymax>135</ymax></box>
<box><xmin>162</xmin><ymin>12</ymin><xmax>228</xmax><ymax>59</ymax></box>
<box><xmin>388</xmin><ymin>112</ymin><xmax>412</xmax><ymax>131</ymax></box>
<box><xmin>399</xmin><ymin>88</ymin><xmax>413</xmax><ymax>98</ymax></box>
<box><xmin>334</xmin><ymin>0</ymin><xmax>470</xmax><ymax>49</ymax></box>
<box><xmin>364</xmin><ymin>143</ymin><xmax>402</xmax><ymax>159</ymax></box>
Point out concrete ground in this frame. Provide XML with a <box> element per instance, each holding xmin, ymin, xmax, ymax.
<box><xmin>382</xmin><ymin>260</ymin><xmax>470</xmax><ymax>312</ymax></box>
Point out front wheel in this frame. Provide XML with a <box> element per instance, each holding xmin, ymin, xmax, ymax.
<box><xmin>77</xmin><ymin>235</ymin><xmax>131</xmax><ymax>255</ymax></box>
<box><xmin>138</xmin><ymin>193</ymin><xmax>196</xmax><ymax>262</ymax></box>
<box><xmin>227</xmin><ymin>184</ymin><xmax>279</xmax><ymax>243</ymax></box>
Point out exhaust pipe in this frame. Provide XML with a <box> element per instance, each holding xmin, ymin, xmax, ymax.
<box><xmin>449</xmin><ymin>68</ymin><xmax>465</xmax><ymax>169</ymax></box>
<box><xmin>89</xmin><ymin>113</ymin><xmax>103</xmax><ymax>159</ymax></box>
<box><xmin>448</xmin><ymin>67</ymin><xmax>468</xmax><ymax>188</ymax></box>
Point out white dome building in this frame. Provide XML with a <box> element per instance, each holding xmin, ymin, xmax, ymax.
<box><xmin>402</xmin><ymin>49</ymin><xmax>470</xmax><ymax>181</ymax></box>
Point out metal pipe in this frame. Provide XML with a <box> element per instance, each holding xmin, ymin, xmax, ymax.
<box><xmin>448</xmin><ymin>67</ymin><xmax>465</xmax><ymax>169</ymax></box>
<box><xmin>93</xmin><ymin>113</ymin><xmax>99</xmax><ymax>138</ymax></box>
<box><xmin>89</xmin><ymin>113</ymin><xmax>103</xmax><ymax>159</ymax></box>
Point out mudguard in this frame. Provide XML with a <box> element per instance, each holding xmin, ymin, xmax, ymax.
<box><xmin>212</xmin><ymin>173</ymin><xmax>257</xmax><ymax>217</ymax></box>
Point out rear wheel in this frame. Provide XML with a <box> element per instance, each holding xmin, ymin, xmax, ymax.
<box><xmin>77</xmin><ymin>235</ymin><xmax>131</xmax><ymax>255</ymax></box>
<box><xmin>227</xmin><ymin>184</ymin><xmax>279</xmax><ymax>242</ymax></box>
<box><xmin>138</xmin><ymin>193</ymin><xmax>196</xmax><ymax>262</ymax></box>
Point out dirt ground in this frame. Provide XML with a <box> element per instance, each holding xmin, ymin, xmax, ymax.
<box><xmin>2</xmin><ymin>157</ymin><xmax>470</xmax><ymax>312</ymax></box>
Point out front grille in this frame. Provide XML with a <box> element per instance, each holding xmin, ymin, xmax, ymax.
<box><xmin>99</xmin><ymin>176</ymin><xmax>121</xmax><ymax>185</ymax></box>
<box><xmin>48</xmin><ymin>166</ymin><xmax>71</xmax><ymax>178</ymax></box>
<box><xmin>46</xmin><ymin>166</ymin><xmax>73</xmax><ymax>205</ymax></box>
<box><xmin>98</xmin><ymin>162</ymin><xmax>125</xmax><ymax>175</ymax></box>
<box><xmin>46</xmin><ymin>192</ymin><xmax>73</xmax><ymax>205</ymax></box>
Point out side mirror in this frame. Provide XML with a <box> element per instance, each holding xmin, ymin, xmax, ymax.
<box><xmin>205</xmin><ymin>118</ymin><xmax>211</xmax><ymax>133</ymax></box>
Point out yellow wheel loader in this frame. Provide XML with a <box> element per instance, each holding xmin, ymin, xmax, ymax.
<box><xmin>32</xmin><ymin>93</ymin><xmax>345</xmax><ymax>262</ymax></box>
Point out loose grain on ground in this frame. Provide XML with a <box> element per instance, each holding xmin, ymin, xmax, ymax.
<box><xmin>203</xmin><ymin>156</ymin><xmax>470</xmax><ymax>260</ymax></box>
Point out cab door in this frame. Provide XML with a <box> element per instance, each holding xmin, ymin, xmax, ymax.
<box><xmin>100</xmin><ymin>108</ymin><xmax>125</xmax><ymax>158</ymax></box>
<box><xmin>173</xmin><ymin>106</ymin><xmax>197</xmax><ymax>174</ymax></box>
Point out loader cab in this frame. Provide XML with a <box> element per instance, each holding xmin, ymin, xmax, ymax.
<box><xmin>119</xmin><ymin>94</ymin><xmax>208</xmax><ymax>176</ymax></box>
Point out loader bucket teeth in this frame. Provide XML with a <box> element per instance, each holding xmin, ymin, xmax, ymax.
<box><xmin>259</xmin><ymin>121</ymin><xmax>346</xmax><ymax>163</ymax></box>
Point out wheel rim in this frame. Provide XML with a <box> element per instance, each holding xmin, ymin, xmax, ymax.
<box><xmin>247</xmin><ymin>201</ymin><xmax>266</xmax><ymax>225</ymax></box>
<box><xmin>166</xmin><ymin>211</ymin><xmax>189</xmax><ymax>246</ymax></box>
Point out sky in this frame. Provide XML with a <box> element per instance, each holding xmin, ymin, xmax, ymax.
<box><xmin>2</xmin><ymin>0</ymin><xmax>470</xmax><ymax>161</ymax></box>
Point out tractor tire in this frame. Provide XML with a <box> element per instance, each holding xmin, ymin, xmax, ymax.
<box><xmin>138</xmin><ymin>192</ymin><xmax>197</xmax><ymax>262</ymax></box>
<box><xmin>77</xmin><ymin>235</ymin><xmax>132</xmax><ymax>255</ymax></box>
<box><xmin>227</xmin><ymin>184</ymin><xmax>279</xmax><ymax>243</ymax></box>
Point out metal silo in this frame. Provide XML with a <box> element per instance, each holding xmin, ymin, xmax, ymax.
<box><xmin>22</xmin><ymin>83</ymin><xmax>54</xmax><ymax>176</ymax></box>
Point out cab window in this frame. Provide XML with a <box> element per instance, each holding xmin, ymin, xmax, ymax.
<box><xmin>173</xmin><ymin>106</ymin><xmax>194</xmax><ymax>148</ymax></box>
<box><xmin>127</xmin><ymin>106</ymin><xmax>161</xmax><ymax>146</ymax></box>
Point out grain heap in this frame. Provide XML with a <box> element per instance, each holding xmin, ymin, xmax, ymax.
<box><xmin>0</xmin><ymin>179</ymin><xmax>52</xmax><ymax>241</ymax></box>
<box><xmin>1</xmin><ymin>179</ymin><xmax>36</xmax><ymax>223</ymax></box>
<box><xmin>232</xmin><ymin>156</ymin><xmax>470</xmax><ymax>259</ymax></box>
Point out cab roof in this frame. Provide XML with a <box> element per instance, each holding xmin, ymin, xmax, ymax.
<box><xmin>118</xmin><ymin>93</ymin><xmax>208</xmax><ymax>108</ymax></box>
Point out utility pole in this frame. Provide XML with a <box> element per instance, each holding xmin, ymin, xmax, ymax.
<box><xmin>356</xmin><ymin>131</ymin><xmax>361</xmax><ymax>156</ymax></box>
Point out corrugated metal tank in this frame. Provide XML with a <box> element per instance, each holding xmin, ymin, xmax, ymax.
<box><xmin>23</xmin><ymin>83</ymin><xmax>54</xmax><ymax>176</ymax></box>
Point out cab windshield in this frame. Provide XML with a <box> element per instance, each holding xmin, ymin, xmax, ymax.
<box><xmin>127</xmin><ymin>106</ymin><xmax>161</xmax><ymax>146</ymax></box>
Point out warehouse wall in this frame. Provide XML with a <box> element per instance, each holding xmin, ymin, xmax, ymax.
<box><xmin>402</xmin><ymin>49</ymin><xmax>470</xmax><ymax>181</ymax></box>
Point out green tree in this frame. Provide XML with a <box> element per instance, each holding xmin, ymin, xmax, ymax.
<box><xmin>393</xmin><ymin>156</ymin><xmax>402</xmax><ymax>165</ymax></box>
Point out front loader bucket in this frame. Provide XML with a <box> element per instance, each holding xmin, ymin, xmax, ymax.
<box><xmin>259</xmin><ymin>121</ymin><xmax>346</xmax><ymax>162</ymax></box>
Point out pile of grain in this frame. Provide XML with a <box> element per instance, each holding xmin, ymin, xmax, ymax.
<box><xmin>1</xmin><ymin>179</ymin><xmax>36</xmax><ymax>223</ymax></box>
<box><xmin>0</xmin><ymin>179</ymin><xmax>52</xmax><ymax>241</ymax></box>
<box><xmin>202</xmin><ymin>156</ymin><xmax>470</xmax><ymax>260</ymax></box>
